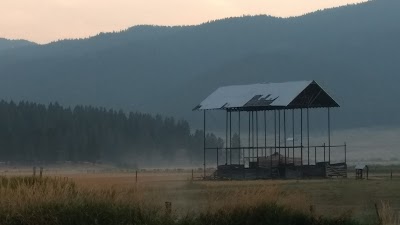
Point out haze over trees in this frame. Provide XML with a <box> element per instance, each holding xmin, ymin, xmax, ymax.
<box><xmin>0</xmin><ymin>100</ymin><xmax>223</xmax><ymax>166</ymax></box>
<box><xmin>0</xmin><ymin>0</ymin><xmax>398</xmax><ymax>130</ymax></box>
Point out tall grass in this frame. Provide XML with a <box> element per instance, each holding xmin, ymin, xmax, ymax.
<box><xmin>181</xmin><ymin>203</ymin><xmax>360</xmax><ymax>225</ymax></box>
<box><xmin>0</xmin><ymin>176</ymin><xmax>361</xmax><ymax>225</ymax></box>
<box><xmin>201</xmin><ymin>182</ymin><xmax>310</xmax><ymax>214</ymax></box>
<box><xmin>0</xmin><ymin>176</ymin><xmax>162</xmax><ymax>225</ymax></box>
<box><xmin>377</xmin><ymin>201</ymin><xmax>400</xmax><ymax>225</ymax></box>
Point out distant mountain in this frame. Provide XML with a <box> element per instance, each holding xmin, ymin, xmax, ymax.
<box><xmin>0</xmin><ymin>38</ymin><xmax>36</xmax><ymax>51</ymax></box>
<box><xmin>0</xmin><ymin>0</ymin><xmax>399</xmax><ymax>129</ymax></box>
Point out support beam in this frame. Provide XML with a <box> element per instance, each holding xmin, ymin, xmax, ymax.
<box><xmin>328</xmin><ymin>107</ymin><xmax>331</xmax><ymax>163</ymax></box>
<box><xmin>278</xmin><ymin>110</ymin><xmax>281</xmax><ymax>164</ymax></box>
<box><xmin>226</xmin><ymin>111</ymin><xmax>228</xmax><ymax>165</ymax></box>
<box><xmin>203</xmin><ymin>110</ymin><xmax>206</xmax><ymax>178</ymax></box>
<box><xmin>256</xmin><ymin>111</ymin><xmax>259</xmax><ymax>160</ymax></box>
<box><xmin>248</xmin><ymin>111</ymin><xmax>251</xmax><ymax>166</ymax></box>
<box><xmin>264</xmin><ymin>111</ymin><xmax>267</xmax><ymax>157</ymax></box>
<box><xmin>301</xmin><ymin>109</ymin><xmax>303</xmax><ymax>165</ymax></box>
<box><xmin>216</xmin><ymin>147</ymin><xmax>219</xmax><ymax>177</ymax></box>
<box><xmin>307</xmin><ymin>108</ymin><xmax>310</xmax><ymax>166</ymax></box>
<box><xmin>229</xmin><ymin>111</ymin><xmax>232</xmax><ymax>165</ymax></box>
<box><xmin>238</xmin><ymin>111</ymin><xmax>241</xmax><ymax>165</ymax></box>
<box><xmin>315</xmin><ymin>146</ymin><xmax>317</xmax><ymax>165</ymax></box>
<box><xmin>270</xmin><ymin>147</ymin><xmax>272</xmax><ymax>177</ymax></box>
<box><xmin>216</xmin><ymin>147</ymin><xmax>219</xmax><ymax>166</ymax></box>
<box><xmin>284</xmin><ymin>110</ymin><xmax>286</xmax><ymax>165</ymax></box>
<box><xmin>252</xmin><ymin>111</ymin><xmax>255</xmax><ymax>162</ymax></box>
<box><xmin>292</xmin><ymin>109</ymin><xmax>295</xmax><ymax>164</ymax></box>
<box><xmin>329</xmin><ymin>146</ymin><xmax>331</xmax><ymax>163</ymax></box>
<box><xmin>274</xmin><ymin>110</ymin><xmax>277</xmax><ymax>154</ymax></box>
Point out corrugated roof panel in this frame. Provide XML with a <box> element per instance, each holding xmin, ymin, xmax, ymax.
<box><xmin>355</xmin><ymin>164</ymin><xmax>367</xmax><ymax>170</ymax></box>
<box><xmin>197</xmin><ymin>80</ymin><xmax>312</xmax><ymax>110</ymax></box>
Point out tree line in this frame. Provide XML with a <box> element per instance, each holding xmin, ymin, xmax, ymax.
<box><xmin>0</xmin><ymin>100</ymin><xmax>223</xmax><ymax>166</ymax></box>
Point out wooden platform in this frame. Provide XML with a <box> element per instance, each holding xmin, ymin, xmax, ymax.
<box><xmin>213</xmin><ymin>163</ymin><xmax>347</xmax><ymax>180</ymax></box>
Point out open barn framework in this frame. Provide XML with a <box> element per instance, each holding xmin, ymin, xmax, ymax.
<box><xmin>194</xmin><ymin>80</ymin><xmax>347</xmax><ymax>179</ymax></box>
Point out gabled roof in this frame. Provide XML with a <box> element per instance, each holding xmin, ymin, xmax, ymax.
<box><xmin>193</xmin><ymin>80</ymin><xmax>339</xmax><ymax>111</ymax></box>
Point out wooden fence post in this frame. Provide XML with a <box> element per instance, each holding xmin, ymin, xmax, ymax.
<box><xmin>165</xmin><ymin>202</ymin><xmax>172</xmax><ymax>216</ymax></box>
<box><xmin>309</xmin><ymin>205</ymin><xmax>315</xmax><ymax>215</ymax></box>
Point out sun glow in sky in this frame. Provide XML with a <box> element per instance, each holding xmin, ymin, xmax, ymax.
<box><xmin>1</xmin><ymin>0</ymin><xmax>367</xmax><ymax>44</ymax></box>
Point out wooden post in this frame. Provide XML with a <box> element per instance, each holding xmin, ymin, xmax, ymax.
<box><xmin>135</xmin><ymin>171</ymin><xmax>138</xmax><ymax>183</ymax></box>
<box><xmin>191</xmin><ymin>169</ymin><xmax>194</xmax><ymax>181</ymax></box>
<box><xmin>204</xmin><ymin>110</ymin><xmax>207</xmax><ymax>179</ymax></box>
<box><xmin>328</xmin><ymin>143</ymin><xmax>331</xmax><ymax>163</ymax></box>
<box><xmin>314</xmin><ymin>147</ymin><xmax>317</xmax><ymax>165</ymax></box>
<box><xmin>309</xmin><ymin>205</ymin><xmax>315</xmax><ymax>215</ymax></box>
<box><xmin>33</xmin><ymin>166</ymin><xmax>36</xmax><ymax>177</ymax></box>
<box><xmin>216</xmin><ymin>147</ymin><xmax>219</xmax><ymax>166</ymax></box>
<box><xmin>239</xmin><ymin>111</ymin><xmax>241</xmax><ymax>165</ymax></box>
<box><xmin>165</xmin><ymin>202</ymin><xmax>172</xmax><ymax>216</ymax></box>
<box><xmin>391</xmin><ymin>169</ymin><xmax>393</xmax><ymax>180</ymax></box>
<box><xmin>39</xmin><ymin>167</ymin><xmax>43</xmax><ymax>178</ymax></box>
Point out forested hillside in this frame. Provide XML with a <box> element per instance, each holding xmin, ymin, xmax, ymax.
<box><xmin>0</xmin><ymin>101</ymin><xmax>222</xmax><ymax>166</ymax></box>
<box><xmin>0</xmin><ymin>0</ymin><xmax>399</xmax><ymax>129</ymax></box>
<box><xmin>0</xmin><ymin>38</ymin><xmax>36</xmax><ymax>51</ymax></box>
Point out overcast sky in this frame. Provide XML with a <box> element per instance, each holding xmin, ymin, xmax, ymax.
<box><xmin>1</xmin><ymin>0</ymin><xmax>367</xmax><ymax>44</ymax></box>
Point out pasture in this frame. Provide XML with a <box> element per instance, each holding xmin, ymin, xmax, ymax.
<box><xmin>0</xmin><ymin>165</ymin><xmax>399</xmax><ymax>225</ymax></box>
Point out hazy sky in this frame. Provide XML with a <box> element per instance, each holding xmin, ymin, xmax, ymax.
<box><xmin>1</xmin><ymin>0</ymin><xmax>367</xmax><ymax>44</ymax></box>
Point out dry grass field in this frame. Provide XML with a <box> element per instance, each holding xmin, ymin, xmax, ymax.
<box><xmin>0</xmin><ymin>166</ymin><xmax>399</xmax><ymax>225</ymax></box>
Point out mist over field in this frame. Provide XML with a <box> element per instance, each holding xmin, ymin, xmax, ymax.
<box><xmin>314</xmin><ymin>127</ymin><xmax>400</xmax><ymax>165</ymax></box>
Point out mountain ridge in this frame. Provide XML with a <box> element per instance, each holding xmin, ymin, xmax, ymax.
<box><xmin>0</xmin><ymin>38</ymin><xmax>36</xmax><ymax>51</ymax></box>
<box><xmin>0</xmin><ymin>0</ymin><xmax>398</xmax><ymax>129</ymax></box>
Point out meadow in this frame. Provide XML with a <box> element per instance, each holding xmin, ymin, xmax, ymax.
<box><xmin>0</xmin><ymin>165</ymin><xmax>399</xmax><ymax>225</ymax></box>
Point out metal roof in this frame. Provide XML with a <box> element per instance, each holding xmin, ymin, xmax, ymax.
<box><xmin>194</xmin><ymin>80</ymin><xmax>339</xmax><ymax>111</ymax></box>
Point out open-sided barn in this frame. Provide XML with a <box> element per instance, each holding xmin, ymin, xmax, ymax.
<box><xmin>194</xmin><ymin>80</ymin><xmax>347</xmax><ymax>179</ymax></box>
